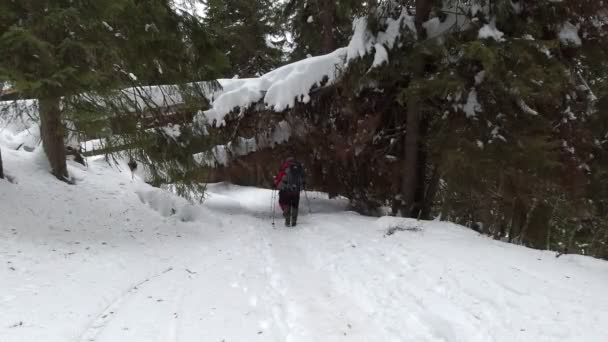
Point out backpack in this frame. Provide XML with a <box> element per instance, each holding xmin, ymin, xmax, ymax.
<box><xmin>283</xmin><ymin>162</ymin><xmax>305</xmax><ymax>192</ymax></box>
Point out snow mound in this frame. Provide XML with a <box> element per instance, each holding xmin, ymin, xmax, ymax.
<box><xmin>135</xmin><ymin>188</ymin><xmax>210</xmax><ymax>222</ymax></box>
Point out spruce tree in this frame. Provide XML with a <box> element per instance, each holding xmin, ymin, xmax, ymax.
<box><xmin>203</xmin><ymin>0</ymin><xmax>284</xmax><ymax>77</ymax></box>
<box><xmin>283</xmin><ymin>0</ymin><xmax>365</xmax><ymax>60</ymax></box>
<box><xmin>315</xmin><ymin>0</ymin><xmax>608</xmax><ymax>254</ymax></box>
<box><xmin>0</xmin><ymin>0</ymin><xmax>221</xmax><ymax>182</ymax></box>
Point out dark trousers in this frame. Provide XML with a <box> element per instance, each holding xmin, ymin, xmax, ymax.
<box><xmin>279</xmin><ymin>191</ymin><xmax>300</xmax><ymax>225</ymax></box>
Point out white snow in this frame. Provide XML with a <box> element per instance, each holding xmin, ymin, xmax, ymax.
<box><xmin>346</xmin><ymin>17</ymin><xmax>375</xmax><ymax>62</ymax></box>
<box><xmin>160</xmin><ymin>124</ymin><xmax>182</xmax><ymax>141</ymax></box>
<box><xmin>591</xmin><ymin>10</ymin><xmax>608</xmax><ymax>29</ymax></box>
<box><xmin>371</xmin><ymin>43</ymin><xmax>389</xmax><ymax>68</ymax></box>
<box><xmin>479</xmin><ymin>21</ymin><xmax>505</xmax><ymax>42</ymax></box>
<box><xmin>1</xmin><ymin>83</ymin><xmax>205</xmax><ymax>122</ymax></box>
<box><xmin>559</xmin><ymin>22</ymin><xmax>582</xmax><ymax>47</ymax></box>
<box><xmin>474</xmin><ymin>70</ymin><xmax>486</xmax><ymax>85</ymax></box>
<box><xmin>80</xmin><ymin>138</ymin><xmax>106</xmax><ymax>154</ymax></box>
<box><xmin>195</xmin><ymin>144</ymin><xmax>229</xmax><ymax>167</ymax></box>
<box><xmin>199</xmin><ymin>48</ymin><xmax>348</xmax><ymax>126</ymax></box>
<box><xmin>270</xmin><ymin>120</ymin><xmax>291</xmax><ymax>146</ymax></box>
<box><xmin>144</xmin><ymin>23</ymin><xmax>158</xmax><ymax>33</ymax></box>
<box><xmin>2</xmin><ymin>133</ymin><xmax>608</xmax><ymax>342</ymax></box>
<box><xmin>423</xmin><ymin>8</ymin><xmax>471</xmax><ymax>40</ymax></box>
<box><xmin>522</xmin><ymin>34</ymin><xmax>535</xmax><ymax>41</ymax></box>
<box><xmin>194</xmin><ymin>120</ymin><xmax>292</xmax><ymax>167</ymax></box>
<box><xmin>463</xmin><ymin>89</ymin><xmax>482</xmax><ymax>118</ymax></box>
<box><xmin>197</xmin><ymin>10</ymin><xmax>417</xmax><ymax>126</ymax></box>
<box><xmin>346</xmin><ymin>11</ymin><xmax>415</xmax><ymax>67</ymax></box>
<box><xmin>518</xmin><ymin>99</ymin><xmax>540</xmax><ymax>116</ymax></box>
<box><xmin>0</xmin><ymin>100</ymin><xmax>40</xmax><ymax>152</ymax></box>
<box><xmin>102</xmin><ymin>21</ymin><xmax>114</xmax><ymax>32</ymax></box>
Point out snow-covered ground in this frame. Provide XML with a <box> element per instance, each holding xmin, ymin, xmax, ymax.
<box><xmin>1</xmin><ymin>144</ymin><xmax>608</xmax><ymax>342</ymax></box>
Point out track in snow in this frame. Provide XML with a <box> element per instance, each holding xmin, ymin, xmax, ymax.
<box><xmin>79</xmin><ymin>267</ymin><xmax>174</xmax><ymax>342</ymax></box>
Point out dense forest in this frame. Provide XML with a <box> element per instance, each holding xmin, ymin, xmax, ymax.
<box><xmin>1</xmin><ymin>0</ymin><xmax>607</xmax><ymax>259</ymax></box>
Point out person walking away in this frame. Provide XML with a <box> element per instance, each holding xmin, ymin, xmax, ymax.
<box><xmin>274</xmin><ymin>157</ymin><xmax>306</xmax><ymax>227</ymax></box>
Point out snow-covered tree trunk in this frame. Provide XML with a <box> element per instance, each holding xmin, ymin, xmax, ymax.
<box><xmin>39</xmin><ymin>97</ymin><xmax>68</xmax><ymax>181</ymax></box>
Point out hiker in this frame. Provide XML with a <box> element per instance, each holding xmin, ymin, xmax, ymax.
<box><xmin>274</xmin><ymin>157</ymin><xmax>306</xmax><ymax>227</ymax></box>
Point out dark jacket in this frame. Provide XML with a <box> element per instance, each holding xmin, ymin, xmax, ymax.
<box><xmin>274</xmin><ymin>160</ymin><xmax>305</xmax><ymax>192</ymax></box>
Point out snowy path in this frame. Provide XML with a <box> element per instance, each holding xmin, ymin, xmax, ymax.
<box><xmin>1</xmin><ymin>149</ymin><xmax>608</xmax><ymax>342</ymax></box>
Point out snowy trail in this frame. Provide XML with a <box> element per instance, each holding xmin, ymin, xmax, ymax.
<box><xmin>2</xmin><ymin>148</ymin><xmax>608</xmax><ymax>342</ymax></box>
<box><xmin>255</xmin><ymin>225</ymin><xmax>383</xmax><ymax>342</ymax></box>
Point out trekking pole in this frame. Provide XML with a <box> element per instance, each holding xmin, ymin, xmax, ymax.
<box><xmin>271</xmin><ymin>189</ymin><xmax>276</xmax><ymax>226</ymax></box>
<box><xmin>304</xmin><ymin>189</ymin><xmax>312</xmax><ymax>214</ymax></box>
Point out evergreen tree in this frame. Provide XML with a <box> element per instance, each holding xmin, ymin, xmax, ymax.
<box><xmin>0</xmin><ymin>1</ymin><xmax>122</xmax><ymax>180</ymax></box>
<box><xmin>0</xmin><ymin>0</ymin><xmax>221</xmax><ymax>182</ymax></box>
<box><xmin>283</xmin><ymin>0</ymin><xmax>365</xmax><ymax>60</ymax></box>
<box><xmin>203</xmin><ymin>0</ymin><xmax>284</xmax><ymax>77</ymax></box>
<box><xmin>211</xmin><ymin>0</ymin><xmax>608</xmax><ymax>257</ymax></box>
<box><xmin>348</xmin><ymin>0</ymin><xmax>608</xmax><ymax>253</ymax></box>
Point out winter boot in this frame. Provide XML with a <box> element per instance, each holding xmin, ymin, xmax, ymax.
<box><xmin>291</xmin><ymin>207</ymin><xmax>298</xmax><ymax>226</ymax></box>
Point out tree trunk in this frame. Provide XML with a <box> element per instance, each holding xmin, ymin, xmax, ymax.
<box><xmin>522</xmin><ymin>201</ymin><xmax>553</xmax><ymax>250</ymax></box>
<box><xmin>399</xmin><ymin>0</ymin><xmax>435</xmax><ymax>217</ymax></box>
<box><xmin>421</xmin><ymin>164</ymin><xmax>441</xmax><ymax>220</ymax></box>
<box><xmin>0</xmin><ymin>147</ymin><xmax>4</xmax><ymax>179</ymax></box>
<box><xmin>367</xmin><ymin>0</ymin><xmax>378</xmax><ymax>11</ymax></box>
<box><xmin>401</xmin><ymin>98</ymin><xmax>421</xmax><ymax>217</ymax></box>
<box><xmin>413</xmin><ymin>115</ymin><xmax>431</xmax><ymax>218</ymax></box>
<box><xmin>319</xmin><ymin>0</ymin><xmax>336</xmax><ymax>53</ymax></box>
<box><xmin>415</xmin><ymin>0</ymin><xmax>435</xmax><ymax>39</ymax></box>
<box><xmin>39</xmin><ymin>97</ymin><xmax>69</xmax><ymax>181</ymax></box>
<box><xmin>509</xmin><ymin>197</ymin><xmax>528</xmax><ymax>243</ymax></box>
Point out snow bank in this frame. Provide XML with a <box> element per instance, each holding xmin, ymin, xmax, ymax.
<box><xmin>135</xmin><ymin>187</ymin><xmax>215</xmax><ymax>223</ymax></box>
